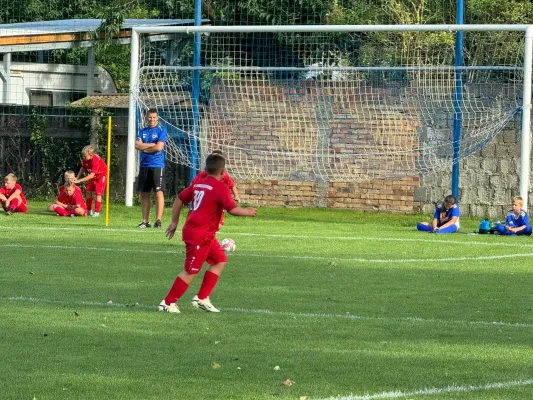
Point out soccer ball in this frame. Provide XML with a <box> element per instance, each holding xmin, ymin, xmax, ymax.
<box><xmin>220</xmin><ymin>238</ymin><xmax>236</xmax><ymax>252</ymax></box>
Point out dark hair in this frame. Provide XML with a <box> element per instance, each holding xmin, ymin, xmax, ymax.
<box><xmin>147</xmin><ymin>108</ymin><xmax>158</xmax><ymax>115</ymax></box>
<box><xmin>440</xmin><ymin>195</ymin><xmax>456</xmax><ymax>219</ymax></box>
<box><xmin>211</xmin><ymin>149</ymin><xmax>224</xmax><ymax>156</ymax></box>
<box><xmin>443</xmin><ymin>195</ymin><xmax>456</xmax><ymax>207</ymax></box>
<box><xmin>205</xmin><ymin>153</ymin><xmax>225</xmax><ymax>175</ymax></box>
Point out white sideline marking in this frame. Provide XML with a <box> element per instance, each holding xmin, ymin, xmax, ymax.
<box><xmin>320</xmin><ymin>378</ymin><xmax>533</xmax><ymax>399</ymax></box>
<box><xmin>2</xmin><ymin>224</ymin><xmax>533</xmax><ymax>250</ymax></box>
<box><xmin>4</xmin><ymin>296</ymin><xmax>533</xmax><ymax>329</ymax></box>
<box><xmin>1</xmin><ymin>242</ymin><xmax>533</xmax><ymax>263</ymax></box>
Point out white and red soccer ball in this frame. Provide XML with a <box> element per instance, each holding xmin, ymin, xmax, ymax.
<box><xmin>220</xmin><ymin>238</ymin><xmax>236</xmax><ymax>252</ymax></box>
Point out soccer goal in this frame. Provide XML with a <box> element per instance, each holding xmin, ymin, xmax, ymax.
<box><xmin>126</xmin><ymin>24</ymin><xmax>533</xmax><ymax>206</ymax></box>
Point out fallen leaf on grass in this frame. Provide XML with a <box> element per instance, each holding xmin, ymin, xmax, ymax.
<box><xmin>211</xmin><ymin>362</ymin><xmax>221</xmax><ymax>369</ymax></box>
<box><xmin>300</xmin><ymin>397</ymin><xmax>308</xmax><ymax>400</ymax></box>
<box><xmin>273</xmin><ymin>365</ymin><xmax>281</xmax><ymax>371</ymax></box>
<box><xmin>73</xmin><ymin>312</ymin><xmax>79</xmax><ymax>317</ymax></box>
<box><xmin>283</xmin><ymin>379</ymin><xmax>295</xmax><ymax>387</ymax></box>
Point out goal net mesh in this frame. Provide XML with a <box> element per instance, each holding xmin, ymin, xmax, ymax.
<box><xmin>133</xmin><ymin>29</ymin><xmax>523</xmax><ymax>181</ymax></box>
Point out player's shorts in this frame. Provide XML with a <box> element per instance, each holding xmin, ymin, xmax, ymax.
<box><xmin>183</xmin><ymin>239</ymin><xmax>227</xmax><ymax>274</ymax></box>
<box><xmin>86</xmin><ymin>175</ymin><xmax>106</xmax><ymax>196</ymax></box>
<box><xmin>137</xmin><ymin>167</ymin><xmax>164</xmax><ymax>193</ymax></box>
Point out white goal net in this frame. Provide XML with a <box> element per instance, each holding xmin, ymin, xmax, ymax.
<box><xmin>131</xmin><ymin>26</ymin><xmax>526</xmax><ymax>182</ymax></box>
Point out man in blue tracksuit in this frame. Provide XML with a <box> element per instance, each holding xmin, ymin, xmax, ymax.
<box><xmin>135</xmin><ymin>108</ymin><xmax>167</xmax><ymax>229</ymax></box>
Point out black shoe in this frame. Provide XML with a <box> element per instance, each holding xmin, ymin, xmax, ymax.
<box><xmin>5</xmin><ymin>209</ymin><xmax>12</xmax><ymax>215</ymax></box>
<box><xmin>154</xmin><ymin>220</ymin><xmax>162</xmax><ymax>228</ymax></box>
<box><xmin>138</xmin><ymin>221</ymin><xmax>151</xmax><ymax>228</ymax></box>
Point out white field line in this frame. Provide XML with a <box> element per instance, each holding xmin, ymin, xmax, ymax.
<box><xmin>4</xmin><ymin>296</ymin><xmax>533</xmax><ymax>330</ymax></box>
<box><xmin>320</xmin><ymin>378</ymin><xmax>533</xmax><ymax>400</ymax></box>
<box><xmin>2</xmin><ymin>223</ymin><xmax>533</xmax><ymax>250</ymax></box>
<box><xmin>1</xmin><ymin>242</ymin><xmax>533</xmax><ymax>263</ymax></box>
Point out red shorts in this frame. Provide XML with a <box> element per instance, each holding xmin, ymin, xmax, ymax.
<box><xmin>183</xmin><ymin>238</ymin><xmax>227</xmax><ymax>274</ymax></box>
<box><xmin>86</xmin><ymin>175</ymin><xmax>106</xmax><ymax>196</ymax></box>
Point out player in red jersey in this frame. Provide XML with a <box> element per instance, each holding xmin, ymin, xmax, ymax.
<box><xmin>192</xmin><ymin>150</ymin><xmax>240</xmax><ymax>230</ymax></box>
<box><xmin>0</xmin><ymin>173</ymin><xmax>28</xmax><ymax>215</ymax></box>
<box><xmin>192</xmin><ymin>150</ymin><xmax>240</xmax><ymax>203</ymax></box>
<box><xmin>74</xmin><ymin>145</ymin><xmax>107</xmax><ymax>217</ymax></box>
<box><xmin>48</xmin><ymin>183</ymin><xmax>87</xmax><ymax>217</ymax></box>
<box><xmin>61</xmin><ymin>170</ymin><xmax>82</xmax><ymax>197</ymax></box>
<box><xmin>159</xmin><ymin>153</ymin><xmax>256</xmax><ymax>314</ymax></box>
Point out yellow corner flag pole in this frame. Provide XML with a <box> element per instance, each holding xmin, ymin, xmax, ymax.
<box><xmin>105</xmin><ymin>116</ymin><xmax>112</xmax><ymax>227</ymax></box>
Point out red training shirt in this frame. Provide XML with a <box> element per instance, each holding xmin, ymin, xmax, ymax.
<box><xmin>0</xmin><ymin>183</ymin><xmax>26</xmax><ymax>203</ymax></box>
<box><xmin>57</xmin><ymin>188</ymin><xmax>87</xmax><ymax>211</ymax></box>
<box><xmin>178</xmin><ymin>176</ymin><xmax>236</xmax><ymax>245</ymax></box>
<box><xmin>82</xmin><ymin>154</ymin><xmax>107</xmax><ymax>180</ymax></box>
<box><xmin>59</xmin><ymin>184</ymin><xmax>83</xmax><ymax>197</ymax></box>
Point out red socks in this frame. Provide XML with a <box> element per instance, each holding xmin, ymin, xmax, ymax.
<box><xmin>54</xmin><ymin>206</ymin><xmax>70</xmax><ymax>216</ymax></box>
<box><xmin>197</xmin><ymin>271</ymin><xmax>219</xmax><ymax>300</ymax></box>
<box><xmin>86</xmin><ymin>198</ymin><xmax>93</xmax><ymax>212</ymax></box>
<box><xmin>95</xmin><ymin>201</ymin><xmax>101</xmax><ymax>213</ymax></box>
<box><xmin>165</xmin><ymin>276</ymin><xmax>189</xmax><ymax>305</ymax></box>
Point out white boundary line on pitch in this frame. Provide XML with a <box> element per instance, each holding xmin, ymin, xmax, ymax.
<box><xmin>1</xmin><ymin>242</ymin><xmax>533</xmax><ymax>263</ymax></box>
<box><xmin>3</xmin><ymin>296</ymin><xmax>533</xmax><ymax>329</ymax></box>
<box><xmin>319</xmin><ymin>378</ymin><xmax>533</xmax><ymax>400</ymax></box>
<box><xmin>2</xmin><ymin>224</ymin><xmax>533</xmax><ymax>250</ymax></box>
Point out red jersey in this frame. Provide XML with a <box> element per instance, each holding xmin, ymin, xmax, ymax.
<box><xmin>192</xmin><ymin>170</ymin><xmax>235</xmax><ymax>189</ymax></box>
<box><xmin>57</xmin><ymin>188</ymin><xmax>87</xmax><ymax>210</ymax></box>
<box><xmin>178</xmin><ymin>176</ymin><xmax>236</xmax><ymax>244</ymax></box>
<box><xmin>59</xmin><ymin>185</ymin><xmax>83</xmax><ymax>197</ymax></box>
<box><xmin>0</xmin><ymin>183</ymin><xmax>26</xmax><ymax>203</ymax></box>
<box><xmin>82</xmin><ymin>154</ymin><xmax>107</xmax><ymax>180</ymax></box>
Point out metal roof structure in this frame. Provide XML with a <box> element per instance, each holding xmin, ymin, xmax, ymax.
<box><xmin>0</xmin><ymin>19</ymin><xmax>205</xmax><ymax>52</ymax></box>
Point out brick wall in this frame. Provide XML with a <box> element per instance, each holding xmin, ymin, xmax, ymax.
<box><xmin>208</xmin><ymin>79</ymin><xmax>525</xmax><ymax>216</ymax></box>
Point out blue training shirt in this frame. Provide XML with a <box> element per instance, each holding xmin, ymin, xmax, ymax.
<box><xmin>137</xmin><ymin>125</ymin><xmax>167</xmax><ymax>168</ymax></box>
<box><xmin>434</xmin><ymin>203</ymin><xmax>460</xmax><ymax>229</ymax></box>
<box><xmin>505</xmin><ymin>209</ymin><xmax>530</xmax><ymax>229</ymax></box>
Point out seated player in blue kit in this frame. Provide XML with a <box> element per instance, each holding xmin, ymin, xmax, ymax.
<box><xmin>417</xmin><ymin>195</ymin><xmax>460</xmax><ymax>234</ymax></box>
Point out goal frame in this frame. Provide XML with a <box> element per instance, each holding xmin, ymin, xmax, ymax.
<box><xmin>126</xmin><ymin>24</ymin><xmax>533</xmax><ymax>209</ymax></box>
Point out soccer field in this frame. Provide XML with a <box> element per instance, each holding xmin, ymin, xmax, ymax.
<box><xmin>1</xmin><ymin>203</ymin><xmax>533</xmax><ymax>400</ymax></box>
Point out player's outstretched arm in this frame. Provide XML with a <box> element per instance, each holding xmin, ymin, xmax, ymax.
<box><xmin>228</xmin><ymin>207</ymin><xmax>257</xmax><ymax>217</ymax></box>
<box><xmin>165</xmin><ymin>197</ymin><xmax>184</xmax><ymax>240</ymax></box>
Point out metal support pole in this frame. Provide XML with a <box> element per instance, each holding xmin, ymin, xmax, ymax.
<box><xmin>451</xmin><ymin>0</ymin><xmax>464</xmax><ymax>201</ymax></box>
<box><xmin>126</xmin><ymin>29</ymin><xmax>140</xmax><ymax>206</ymax></box>
<box><xmin>190</xmin><ymin>0</ymin><xmax>202</xmax><ymax>183</ymax></box>
<box><xmin>520</xmin><ymin>26</ymin><xmax>533</xmax><ymax>209</ymax></box>
<box><xmin>87</xmin><ymin>46</ymin><xmax>95</xmax><ymax>95</ymax></box>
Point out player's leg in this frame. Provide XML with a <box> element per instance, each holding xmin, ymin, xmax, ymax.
<box><xmin>137</xmin><ymin>167</ymin><xmax>153</xmax><ymax>227</ymax></box>
<box><xmin>153</xmin><ymin>168</ymin><xmax>164</xmax><ymax>228</ymax></box>
<box><xmin>85</xmin><ymin>181</ymin><xmax>95</xmax><ymax>215</ymax></box>
<box><xmin>435</xmin><ymin>224</ymin><xmax>458</xmax><ymax>234</ymax></box>
<box><xmin>52</xmin><ymin>205</ymin><xmax>70</xmax><ymax>216</ymax></box>
<box><xmin>494</xmin><ymin>222</ymin><xmax>507</xmax><ymax>234</ymax></box>
<box><xmin>416</xmin><ymin>222</ymin><xmax>433</xmax><ymax>232</ymax></box>
<box><xmin>15</xmin><ymin>200</ymin><xmax>28</xmax><ymax>213</ymax></box>
<box><xmin>139</xmin><ymin>192</ymin><xmax>151</xmax><ymax>227</ymax></box>
<box><xmin>159</xmin><ymin>242</ymin><xmax>209</xmax><ymax>313</ymax></box>
<box><xmin>93</xmin><ymin>176</ymin><xmax>105</xmax><ymax>217</ymax></box>
<box><xmin>6</xmin><ymin>197</ymin><xmax>20</xmax><ymax>214</ymax></box>
<box><xmin>194</xmin><ymin>240</ymin><xmax>228</xmax><ymax>313</ymax></box>
<box><xmin>73</xmin><ymin>207</ymin><xmax>87</xmax><ymax>217</ymax></box>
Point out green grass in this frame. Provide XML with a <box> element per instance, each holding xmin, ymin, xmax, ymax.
<box><xmin>1</xmin><ymin>202</ymin><xmax>533</xmax><ymax>400</ymax></box>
